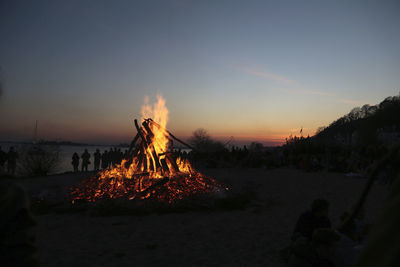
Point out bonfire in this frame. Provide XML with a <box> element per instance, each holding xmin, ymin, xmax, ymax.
<box><xmin>70</xmin><ymin>96</ymin><xmax>227</xmax><ymax>204</ymax></box>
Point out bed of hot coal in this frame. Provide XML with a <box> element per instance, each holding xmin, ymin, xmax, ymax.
<box><xmin>68</xmin><ymin>173</ymin><xmax>232</xmax><ymax>215</ymax></box>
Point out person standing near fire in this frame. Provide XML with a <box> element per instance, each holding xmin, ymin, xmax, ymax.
<box><xmin>71</xmin><ymin>152</ymin><xmax>79</xmax><ymax>172</ymax></box>
<box><xmin>101</xmin><ymin>150</ymin><xmax>108</xmax><ymax>169</ymax></box>
<box><xmin>81</xmin><ymin>149</ymin><xmax>91</xmax><ymax>172</ymax></box>
<box><xmin>93</xmin><ymin>149</ymin><xmax>101</xmax><ymax>171</ymax></box>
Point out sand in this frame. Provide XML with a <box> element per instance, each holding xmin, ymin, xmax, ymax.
<box><xmin>16</xmin><ymin>168</ymin><xmax>387</xmax><ymax>267</ymax></box>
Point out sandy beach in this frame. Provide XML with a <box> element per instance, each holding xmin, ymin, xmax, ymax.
<box><xmin>11</xmin><ymin>168</ymin><xmax>387</xmax><ymax>267</ymax></box>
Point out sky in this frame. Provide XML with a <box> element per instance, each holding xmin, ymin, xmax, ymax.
<box><xmin>0</xmin><ymin>0</ymin><xmax>399</xmax><ymax>146</ymax></box>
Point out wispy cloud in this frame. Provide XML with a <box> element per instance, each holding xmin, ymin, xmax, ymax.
<box><xmin>239</xmin><ymin>66</ymin><xmax>297</xmax><ymax>85</ymax></box>
<box><xmin>236</xmin><ymin>65</ymin><xmax>364</xmax><ymax>105</ymax></box>
<box><xmin>337</xmin><ymin>98</ymin><xmax>364</xmax><ymax>105</ymax></box>
<box><xmin>279</xmin><ymin>87</ymin><xmax>333</xmax><ymax>97</ymax></box>
<box><xmin>236</xmin><ymin>65</ymin><xmax>330</xmax><ymax>96</ymax></box>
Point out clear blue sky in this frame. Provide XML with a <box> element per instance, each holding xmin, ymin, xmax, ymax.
<box><xmin>1</xmin><ymin>0</ymin><xmax>399</xmax><ymax>145</ymax></box>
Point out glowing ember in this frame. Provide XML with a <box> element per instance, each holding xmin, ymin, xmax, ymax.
<box><xmin>70</xmin><ymin>95</ymin><xmax>226</xmax><ymax>204</ymax></box>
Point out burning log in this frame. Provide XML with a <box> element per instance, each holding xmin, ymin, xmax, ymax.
<box><xmin>149</xmin><ymin>118</ymin><xmax>194</xmax><ymax>150</ymax></box>
<box><xmin>138</xmin><ymin>176</ymin><xmax>170</xmax><ymax>198</ymax></box>
<box><xmin>166</xmin><ymin>153</ymin><xmax>180</xmax><ymax>172</ymax></box>
<box><xmin>134</xmin><ymin>119</ymin><xmax>148</xmax><ymax>146</ymax></box>
<box><xmin>127</xmin><ymin>132</ymin><xmax>140</xmax><ymax>156</ymax></box>
<box><xmin>142</xmin><ymin>121</ymin><xmax>162</xmax><ymax>171</ymax></box>
<box><xmin>70</xmin><ymin>116</ymin><xmax>227</xmax><ymax>204</ymax></box>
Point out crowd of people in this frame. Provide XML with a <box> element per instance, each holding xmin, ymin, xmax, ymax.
<box><xmin>0</xmin><ymin>146</ymin><xmax>19</xmax><ymax>175</ymax></box>
<box><xmin>71</xmin><ymin>147</ymin><xmax>128</xmax><ymax>172</ymax></box>
<box><xmin>286</xmin><ymin>198</ymin><xmax>370</xmax><ymax>267</ymax></box>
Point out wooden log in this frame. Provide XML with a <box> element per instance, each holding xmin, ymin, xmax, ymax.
<box><xmin>141</xmin><ymin>120</ymin><xmax>162</xmax><ymax>170</ymax></box>
<box><xmin>138</xmin><ymin>176</ymin><xmax>170</xmax><ymax>197</ymax></box>
<box><xmin>156</xmin><ymin>151</ymin><xmax>177</xmax><ymax>173</ymax></box>
<box><xmin>169</xmin><ymin>138</ymin><xmax>174</xmax><ymax>152</ymax></box>
<box><xmin>142</xmin><ymin>120</ymin><xmax>155</xmax><ymax>138</ymax></box>
<box><xmin>166</xmin><ymin>154</ymin><xmax>180</xmax><ymax>172</ymax></box>
<box><xmin>134</xmin><ymin>121</ymin><xmax>160</xmax><ymax>171</ymax></box>
<box><xmin>136</xmin><ymin>146</ymin><xmax>145</xmax><ymax>171</ymax></box>
<box><xmin>124</xmin><ymin>143</ymin><xmax>141</xmax><ymax>168</ymax></box>
<box><xmin>148</xmin><ymin>155</ymin><xmax>154</xmax><ymax>171</ymax></box>
<box><xmin>127</xmin><ymin>132</ymin><xmax>140</xmax><ymax>156</ymax></box>
<box><xmin>146</xmin><ymin>144</ymin><xmax>161</xmax><ymax>171</ymax></box>
<box><xmin>160</xmin><ymin>158</ymin><xmax>170</xmax><ymax>174</ymax></box>
<box><xmin>131</xmin><ymin>172</ymin><xmax>149</xmax><ymax>177</ymax></box>
<box><xmin>134</xmin><ymin>119</ymin><xmax>148</xmax><ymax>146</ymax></box>
<box><xmin>141</xmin><ymin>146</ymin><xmax>148</xmax><ymax>172</ymax></box>
<box><xmin>148</xmin><ymin>119</ymin><xmax>195</xmax><ymax>150</ymax></box>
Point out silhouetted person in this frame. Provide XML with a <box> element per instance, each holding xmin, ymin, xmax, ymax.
<box><xmin>0</xmin><ymin>146</ymin><xmax>7</xmax><ymax>173</ymax></box>
<box><xmin>93</xmin><ymin>149</ymin><xmax>101</xmax><ymax>171</ymax></box>
<box><xmin>292</xmin><ymin>199</ymin><xmax>332</xmax><ymax>241</ymax></box>
<box><xmin>101</xmin><ymin>150</ymin><xmax>108</xmax><ymax>169</ymax></box>
<box><xmin>6</xmin><ymin>147</ymin><xmax>18</xmax><ymax>175</ymax></box>
<box><xmin>289</xmin><ymin>228</ymin><xmax>340</xmax><ymax>267</ymax></box>
<box><xmin>110</xmin><ymin>147</ymin><xmax>119</xmax><ymax>166</ymax></box>
<box><xmin>72</xmin><ymin>152</ymin><xmax>80</xmax><ymax>172</ymax></box>
<box><xmin>118</xmin><ymin>148</ymin><xmax>123</xmax><ymax>163</ymax></box>
<box><xmin>108</xmin><ymin>148</ymin><xmax>114</xmax><ymax>167</ymax></box>
<box><xmin>81</xmin><ymin>149</ymin><xmax>90</xmax><ymax>172</ymax></box>
<box><xmin>113</xmin><ymin>147</ymin><xmax>120</xmax><ymax>165</ymax></box>
<box><xmin>109</xmin><ymin>148</ymin><xmax>114</xmax><ymax>166</ymax></box>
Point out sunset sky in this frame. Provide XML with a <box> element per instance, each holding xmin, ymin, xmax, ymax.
<box><xmin>1</xmin><ymin>0</ymin><xmax>399</xmax><ymax>146</ymax></box>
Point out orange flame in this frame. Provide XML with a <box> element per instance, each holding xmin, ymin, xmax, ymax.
<box><xmin>141</xmin><ymin>94</ymin><xmax>169</xmax><ymax>154</ymax></box>
<box><xmin>69</xmin><ymin>94</ymin><xmax>226</xmax><ymax>204</ymax></box>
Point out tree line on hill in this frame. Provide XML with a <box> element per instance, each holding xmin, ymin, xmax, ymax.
<box><xmin>186</xmin><ymin>94</ymin><xmax>400</xmax><ymax>173</ymax></box>
<box><xmin>314</xmin><ymin>93</ymin><xmax>400</xmax><ymax>146</ymax></box>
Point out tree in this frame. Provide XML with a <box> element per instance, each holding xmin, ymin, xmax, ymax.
<box><xmin>249</xmin><ymin>142</ymin><xmax>264</xmax><ymax>153</ymax></box>
<box><xmin>189</xmin><ymin>128</ymin><xmax>211</xmax><ymax>150</ymax></box>
<box><xmin>315</xmin><ymin>126</ymin><xmax>326</xmax><ymax>136</ymax></box>
<box><xmin>188</xmin><ymin>128</ymin><xmax>227</xmax><ymax>167</ymax></box>
<box><xmin>18</xmin><ymin>143</ymin><xmax>60</xmax><ymax>176</ymax></box>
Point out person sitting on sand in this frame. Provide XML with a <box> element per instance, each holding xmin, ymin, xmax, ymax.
<box><xmin>72</xmin><ymin>152</ymin><xmax>80</xmax><ymax>172</ymax></box>
<box><xmin>289</xmin><ymin>228</ymin><xmax>340</xmax><ymax>267</ymax></box>
<box><xmin>81</xmin><ymin>149</ymin><xmax>91</xmax><ymax>172</ymax></box>
<box><xmin>292</xmin><ymin>199</ymin><xmax>332</xmax><ymax>241</ymax></box>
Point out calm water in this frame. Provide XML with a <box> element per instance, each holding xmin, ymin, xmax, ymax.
<box><xmin>56</xmin><ymin>145</ymin><xmax>126</xmax><ymax>173</ymax></box>
<box><xmin>0</xmin><ymin>142</ymin><xmax>124</xmax><ymax>174</ymax></box>
<box><xmin>0</xmin><ymin>142</ymin><xmax>190</xmax><ymax>174</ymax></box>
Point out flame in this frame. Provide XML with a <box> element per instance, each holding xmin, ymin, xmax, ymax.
<box><xmin>141</xmin><ymin>94</ymin><xmax>169</xmax><ymax>155</ymax></box>
<box><xmin>69</xmin><ymin>95</ymin><xmax>226</xmax><ymax>204</ymax></box>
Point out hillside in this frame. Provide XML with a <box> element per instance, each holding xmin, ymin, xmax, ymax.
<box><xmin>315</xmin><ymin>94</ymin><xmax>400</xmax><ymax>146</ymax></box>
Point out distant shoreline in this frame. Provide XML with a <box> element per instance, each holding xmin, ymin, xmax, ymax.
<box><xmin>0</xmin><ymin>140</ymin><xmax>129</xmax><ymax>148</ymax></box>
